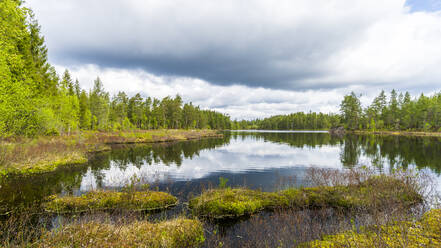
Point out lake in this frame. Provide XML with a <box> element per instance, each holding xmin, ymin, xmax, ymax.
<box><xmin>1</xmin><ymin>131</ymin><xmax>440</xmax><ymax>246</ymax></box>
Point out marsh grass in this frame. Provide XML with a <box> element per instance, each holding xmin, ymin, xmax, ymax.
<box><xmin>203</xmin><ymin>208</ymin><xmax>354</xmax><ymax>247</ymax></box>
<box><xmin>1</xmin><ymin>212</ymin><xmax>204</xmax><ymax>248</ymax></box>
<box><xmin>201</xmin><ymin>167</ymin><xmax>439</xmax><ymax>247</ymax></box>
<box><xmin>38</xmin><ymin>217</ymin><xmax>205</xmax><ymax>248</ymax></box>
<box><xmin>1</xmin><ymin>166</ymin><xmax>439</xmax><ymax>247</ymax></box>
<box><xmin>189</xmin><ymin>170</ymin><xmax>424</xmax><ymax>219</ymax></box>
<box><xmin>306</xmin><ymin>209</ymin><xmax>441</xmax><ymax>247</ymax></box>
<box><xmin>44</xmin><ymin>190</ymin><xmax>178</xmax><ymax>213</ymax></box>
<box><xmin>0</xmin><ymin>136</ymin><xmax>89</xmax><ymax>175</ymax></box>
<box><xmin>0</xmin><ymin>130</ymin><xmax>221</xmax><ymax>175</ymax></box>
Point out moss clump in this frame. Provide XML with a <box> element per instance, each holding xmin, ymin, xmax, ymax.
<box><xmin>44</xmin><ymin>190</ymin><xmax>178</xmax><ymax>213</ymax></box>
<box><xmin>38</xmin><ymin>218</ymin><xmax>205</xmax><ymax>248</ymax></box>
<box><xmin>306</xmin><ymin>209</ymin><xmax>441</xmax><ymax>248</ymax></box>
<box><xmin>189</xmin><ymin>176</ymin><xmax>423</xmax><ymax>219</ymax></box>
<box><xmin>188</xmin><ymin>188</ymin><xmax>283</xmax><ymax>218</ymax></box>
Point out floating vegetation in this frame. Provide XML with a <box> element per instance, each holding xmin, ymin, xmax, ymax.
<box><xmin>37</xmin><ymin>217</ymin><xmax>205</xmax><ymax>248</ymax></box>
<box><xmin>306</xmin><ymin>209</ymin><xmax>441</xmax><ymax>247</ymax></box>
<box><xmin>44</xmin><ymin>190</ymin><xmax>178</xmax><ymax>213</ymax></box>
<box><xmin>189</xmin><ymin>175</ymin><xmax>423</xmax><ymax>219</ymax></box>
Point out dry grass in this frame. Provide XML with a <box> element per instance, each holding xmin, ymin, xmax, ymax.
<box><xmin>0</xmin><ymin>129</ymin><xmax>221</xmax><ymax>175</ymax></box>
<box><xmin>202</xmin><ymin>167</ymin><xmax>440</xmax><ymax>247</ymax></box>
<box><xmin>37</xmin><ymin>217</ymin><xmax>205</xmax><ymax>248</ymax></box>
<box><xmin>1</xmin><ymin>166</ymin><xmax>439</xmax><ymax>247</ymax></box>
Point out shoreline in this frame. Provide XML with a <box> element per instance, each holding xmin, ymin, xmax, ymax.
<box><xmin>0</xmin><ymin>129</ymin><xmax>222</xmax><ymax>176</ymax></box>
<box><xmin>347</xmin><ymin>130</ymin><xmax>441</xmax><ymax>137</ymax></box>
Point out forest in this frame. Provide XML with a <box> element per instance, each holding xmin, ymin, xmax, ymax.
<box><xmin>0</xmin><ymin>0</ymin><xmax>230</xmax><ymax>138</ymax></box>
<box><xmin>232</xmin><ymin>112</ymin><xmax>341</xmax><ymax>130</ymax></box>
<box><xmin>340</xmin><ymin>90</ymin><xmax>441</xmax><ymax>131</ymax></box>
<box><xmin>233</xmin><ymin>90</ymin><xmax>441</xmax><ymax>132</ymax></box>
<box><xmin>2</xmin><ymin>0</ymin><xmax>441</xmax><ymax>138</ymax></box>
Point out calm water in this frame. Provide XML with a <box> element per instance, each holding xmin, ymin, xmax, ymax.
<box><xmin>2</xmin><ymin>131</ymin><xmax>441</xmax><ymax>246</ymax></box>
<box><xmin>2</xmin><ymin>131</ymin><xmax>441</xmax><ymax>212</ymax></box>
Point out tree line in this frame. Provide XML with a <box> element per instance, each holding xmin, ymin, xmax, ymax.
<box><xmin>233</xmin><ymin>88</ymin><xmax>441</xmax><ymax>132</ymax></box>
<box><xmin>231</xmin><ymin>112</ymin><xmax>341</xmax><ymax>130</ymax></box>
<box><xmin>66</xmin><ymin>72</ymin><xmax>232</xmax><ymax>133</ymax></box>
<box><xmin>0</xmin><ymin>0</ymin><xmax>231</xmax><ymax>137</ymax></box>
<box><xmin>2</xmin><ymin>1</ymin><xmax>441</xmax><ymax>137</ymax></box>
<box><xmin>340</xmin><ymin>90</ymin><xmax>441</xmax><ymax>131</ymax></box>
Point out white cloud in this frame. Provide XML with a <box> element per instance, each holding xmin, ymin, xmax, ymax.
<box><xmin>27</xmin><ymin>0</ymin><xmax>441</xmax><ymax>117</ymax></box>
<box><xmin>58</xmin><ymin>64</ymin><xmax>349</xmax><ymax>119</ymax></box>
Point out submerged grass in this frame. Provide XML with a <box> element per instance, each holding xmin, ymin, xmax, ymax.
<box><xmin>37</xmin><ymin>217</ymin><xmax>205</xmax><ymax>248</ymax></box>
<box><xmin>306</xmin><ymin>209</ymin><xmax>441</xmax><ymax>248</ymax></box>
<box><xmin>189</xmin><ymin>174</ymin><xmax>423</xmax><ymax>219</ymax></box>
<box><xmin>0</xmin><ymin>129</ymin><xmax>221</xmax><ymax>175</ymax></box>
<box><xmin>44</xmin><ymin>190</ymin><xmax>178</xmax><ymax>213</ymax></box>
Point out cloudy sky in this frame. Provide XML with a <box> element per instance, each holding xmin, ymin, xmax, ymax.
<box><xmin>26</xmin><ymin>0</ymin><xmax>441</xmax><ymax>119</ymax></box>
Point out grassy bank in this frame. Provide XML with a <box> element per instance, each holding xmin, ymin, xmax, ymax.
<box><xmin>348</xmin><ymin>130</ymin><xmax>441</xmax><ymax>137</ymax></box>
<box><xmin>306</xmin><ymin>209</ymin><xmax>441</xmax><ymax>247</ymax></box>
<box><xmin>44</xmin><ymin>190</ymin><xmax>178</xmax><ymax>213</ymax></box>
<box><xmin>0</xmin><ymin>129</ymin><xmax>221</xmax><ymax>175</ymax></box>
<box><xmin>36</xmin><ymin>217</ymin><xmax>205</xmax><ymax>248</ymax></box>
<box><xmin>189</xmin><ymin>175</ymin><xmax>423</xmax><ymax>219</ymax></box>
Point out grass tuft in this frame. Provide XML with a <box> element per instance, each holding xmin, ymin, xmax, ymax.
<box><xmin>44</xmin><ymin>190</ymin><xmax>178</xmax><ymax>213</ymax></box>
<box><xmin>37</xmin><ymin>217</ymin><xmax>205</xmax><ymax>248</ymax></box>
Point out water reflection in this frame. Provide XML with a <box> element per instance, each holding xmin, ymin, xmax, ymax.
<box><xmin>81</xmin><ymin>138</ymin><xmax>342</xmax><ymax>190</ymax></box>
<box><xmin>2</xmin><ymin>131</ymin><xmax>441</xmax><ymax>213</ymax></box>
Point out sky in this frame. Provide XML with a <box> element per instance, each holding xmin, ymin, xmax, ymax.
<box><xmin>25</xmin><ymin>0</ymin><xmax>441</xmax><ymax>120</ymax></box>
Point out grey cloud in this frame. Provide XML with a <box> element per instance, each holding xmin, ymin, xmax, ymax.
<box><xmin>29</xmin><ymin>0</ymin><xmax>379</xmax><ymax>90</ymax></box>
<box><xmin>28</xmin><ymin>0</ymin><xmax>441</xmax><ymax>113</ymax></box>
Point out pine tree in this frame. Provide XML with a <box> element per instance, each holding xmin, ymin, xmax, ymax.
<box><xmin>79</xmin><ymin>91</ymin><xmax>91</xmax><ymax>129</ymax></box>
<box><xmin>340</xmin><ymin>92</ymin><xmax>362</xmax><ymax>130</ymax></box>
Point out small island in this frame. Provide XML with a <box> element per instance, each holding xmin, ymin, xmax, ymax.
<box><xmin>44</xmin><ymin>190</ymin><xmax>178</xmax><ymax>213</ymax></box>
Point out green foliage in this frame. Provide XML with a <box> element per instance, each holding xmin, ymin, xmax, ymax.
<box><xmin>6</xmin><ymin>0</ymin><xmax>441</xmax><ymax>137</ymax></box>
<box><xmin>0</xmin><ymin>1</ymin><xmax>231</xmax><ymax>137</ymax></box>
<box><xmin>189</xmin><ymin>188</ymin><xmax>274</xmax><ymax>218</ymax></box>
<box><xmin>340</xmin><ymin>92</ymin><xmax>362</xmax><ymax>130</ymax></box>
<box><xmin>233</xmin><ymin>112</ymin><xmax>340</xmax><ymax>130</ymax></box>
<box><xmin>345</xmin><ymin>90</ymin><xmax>441</xmax><ymax>132</ymax></box>
<box><xmin>218</xmin><ymin>177</ymin><xmax>229</xmax><ymax>189</ymax></box>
